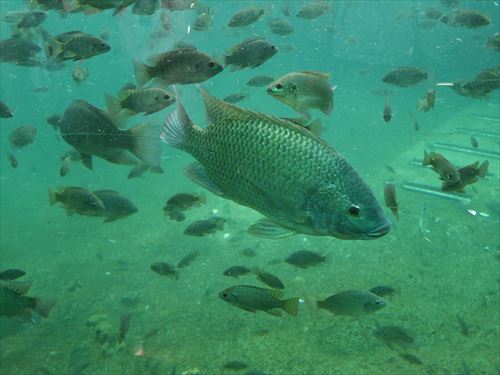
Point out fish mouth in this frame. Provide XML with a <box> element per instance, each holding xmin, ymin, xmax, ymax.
<box><xmin>366</xmin><ymin>221</ymin><xmax>391</xmax><ymax>238</ymax></box>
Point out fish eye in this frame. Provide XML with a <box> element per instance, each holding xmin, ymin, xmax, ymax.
<box><xmin>270</xmin><ymin>45</ymin><xmax>277</xmax><ymax>51</ymax></box>
<box><xmin>208</xmin><ymin>61</ymin><xmax>215</xmax><ymax>69</ymax></box>
<box><xmin>221</xmin><ymin>292</ymin><xmax>228</xmax><ymax>298</ymax></box>
<box><xmin>348</xmin><ymin>205</ymin><xmax>360</xmax><ymax>217</ymax></box>
<box><xmin>164</xmin><ymin>94</ymin><xmax>170</xmax><ymax>100</ymax></box>
<box><xmin>275</xmin><ymin>83</ymin><xmax>283</xmax><ymax>90</ymax></box>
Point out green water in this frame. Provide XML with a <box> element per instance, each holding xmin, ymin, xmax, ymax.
<box><xmin>0</xmin><ymin>1</ymin><xmax>499</xmax><ymax>374</ymax></box>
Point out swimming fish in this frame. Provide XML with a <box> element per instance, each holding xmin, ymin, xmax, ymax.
<box><xmin>440</xmin><ymin>9</ymin><xmax>490</xmax><ymax>28</ymax></box>
<box><xmin>228</xmin><ymin>7</ymin><xmax>264</xmax><ymax>27</ymax></box>
<box><xmin>72</xmin><ymin>63</ymin><xmax>89</xmax><ymax>85</ymax></box>
<box><xmin>250</xmin><ymin>267</ymin><xmax>285</xmax><ymax>289</ymax></box>
<box><xmin>9</xmin><ymin>126</ymin><xmax>37</xmax><ymax>149</ymax></box>
<box><xmin>223</xmin><ymin>266</ymin><xmax>251</xmax><ymax>278</ymax></box>
<box><xmin>0</xmin><ymin>280</ymin><xmax>56</xmax><ymax>319</ymax></box>
<box><xmin>285</xmin><ymin>250</ymin><xmax>327</xmax><ymax>268</ymax></box>
<box><xmin>296</xmin><ymin>2</ymin><xmax>331</xmax><ymax>19</ymax></box>
<box><xmin>46</xmin><ymin>31</ymin><xmax>110</xmax><ymax>61</ymax></box>
<box><xmin>422</xmin><ymin>151</ymin><xmax>460</xmax><ymax>183</ymax></box>
<box><xmin>163</xmin><ymin>192</ymin><xmax>206</xmax><ymax>221</ymax></box>
<box><xmin>268</xmin><ymin>18</ymin><xmax>294</xmax><ymax>36</ymax></box>
<box><xmin>183</xmin><ymin>217</ymin><xmax>225</xmax><ymax>236</ymax></box>
<box><xmin>373</xmin><ymin>324</ymin><xmax>419</xmax><ymax>349</ymax></box>
<box><xmin>384</xmin><ymin>183</ymin><xmax>398</xmax><ymax>219</ymax></box>
<box><xmin>92</xmin><ymin>190</ymin><xmax>138</xmax><ymax>222</ymax></box>
<box><xmin>317</xmin><ymin>290</ymin><xmax>386</xmax><ymax>317</ymax></box>
<box><xmin>105</xmin><ymin>86</ymin><xmax>175</xmax><ymax>116</ymax></box>
<box><xmin>383</xmin><ymin>67</ymin><xmax>428</xmax><ymax>87</ymax></box>
<box><xmin>161</xmin><ymin>88</ymin><xmax>389</xmax><ymax>240</ymax></box>
<box><xmin>246</xmin><ymin>75</ymin><xmax>274</xmax><ymax>87</ymax></box>
<box><xmin>49</xmin><ymin>186</ymin><xmax>106</xmax><ymax>216</ymax></box>
<box><xmin>224</xmin><ymin>38</ymin><xmax>277</xmax><ymax>71</ymax></box>
<box><xmin>150</xmin><ymin>262</ymin><xmax>178</xmax><ymax>279</ymax></box>
<box><xmin>441</xmin><ymin>160</ymin><xmax>489</xmax><ymax>192</ymax></box>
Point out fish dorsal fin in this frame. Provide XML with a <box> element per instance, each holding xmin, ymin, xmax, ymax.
<box><xmin>300</xmin><ymin>71</ymin><xmax>330</xmax><ymax>80</ymax></box>
<box><xmin>93</xmin><ymin>189</ymin><xmax>119</xmax><ymax>195</ymax></box>
<box><xmin>0</xmin><ymin>280</ymin><xmax>32</xmax><ymax>295</ymax></box>
<box><xmin>199</xmin><ymin>87</ymin><xmax>327</xmax><ymax>144</ymax></box>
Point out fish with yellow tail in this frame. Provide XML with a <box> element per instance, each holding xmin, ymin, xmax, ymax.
<box><xmin>160</xmin><ymin>88</ymin><xmax>390</xmax><ymax>240</ymax></box>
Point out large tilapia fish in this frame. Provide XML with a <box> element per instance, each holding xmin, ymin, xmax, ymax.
<box><xmin>161</xmin><ymin>88</ymin><xmax>390</xmax><ymax>240</ymax></box>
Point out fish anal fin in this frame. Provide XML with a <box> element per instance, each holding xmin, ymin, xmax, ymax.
<box><xmin>184</xmin><ymin>162</ymin><xmax>225</xmax><ymax>197</ymax></box>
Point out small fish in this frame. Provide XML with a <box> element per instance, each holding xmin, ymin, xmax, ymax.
<box><xmin>369</xmin><ymin>285</ymin><xmax>396</xmax><ymax>298</ymax></box>
<box><xmin>184</xmin><ymin>217</ymin><xmax>225</xmax><ymax>236</ymax></box>
<box><xmin>228</xmin><ymin>7</ymin><xmax>264</xmax><ymax>27</ymax></box>
<box><xmin>470</xmin><ymin>136</ymin><xmax>479</xmax><ymax>149</ymax></box>
<box><xmin>384</xmin><ymin>183</ymin><xmax>398</xmax><ymax>220</ymax></box>
<box><xmin>17</xmin><ymin>11</ymin><xmax>47</xmax><ymax>29</ymax></box>
<box><xmin>118</xmin><ymin>313</ymin><xmax>131</xmax><ymax>344</ymax></box>
<box><xmin>9</xmin><ymin>126</ymin><xmax>37</xmax><ymax>149</ymax></box>
<box><xmin>285</xmin><ymin>250</ymin><xmax>326</xmax><ymax>268</ymax></box>
<box><xmin>317</xmin><ymin>290</ymin><xmax>386</xmax><ymax>317</ymax></box>
<box><xmin>486</xmin><ymin>33</ymin><xmax>500</xmax><ymax>52</ymax></box>
<box><xmin>0</xmin><ymin>280</ymin><xmax>56</xmax><ymax>319</ymax></box>
<box><xmin>223</xmin><ymin>361</ymin><xmax>248</xmax><ymax>370</ymax></box>
<box><xmin>193</xmin><ymin>12</ymin><xmax>213</xmax><ymax>31</ymax></box>
<box><xmin>383</xmin><ymin>92</ymin><xmax>392</xmax><ymax>122</ymax></box>
<box><xmin>251</xmin><ymin>267</ymin><xmax>285</xmax><ymax>289</ymax></box>
<box><xmin>7</xmin><ymin>152</ymin><xmax>18</xmax><ymax>168</ymax></box>
<box><xmin>424</xmin><ymin>7</ymin><xmax>442</xmax><ymax>20</ymax></box>
<box><xmin>408</xmin><ymin>111</ymin><xmax>419</xmax><ymax>132</ymax></box>
<box><xmin>133</xmin><ymin>48</ymin><xmax>223</xmax><ymax>86</ymax></box>
<box><xmin>241</xmin><ymin>248</ymin><xmax>257</xmax><ymax>257</ymax></box>
<box><xmin>422</xmin><ymin>150</ymin><xmax>460</xmax><ymax>183</ymax></box>
<box><xmin>177</xmin><ymin>251</ymin><xmax>200</xmax><ymax>268</ymax></box>
<box><xmin>383</xmin><ymin>67</ymin><xmax>428</xmax><ymax>87</ymax></box>
<box><xmin>0</xmin><ymin>269</ymin><xmax>26</xmax><ymax>280</ymax></box>
<box><xmin>92</xmin><ymin>190</ymin><xmax>138</xmax><ymax>222</ymax></box>
<box><xmin>267</xmin><ymin>71</ymin><xmax>336</xmax><ymax>116</ymax></box>
<box><xmin>163</xmin><ymin>193</ymin><xmax>206</xmax><ymax>221</ymax></box>
<box><xmin>72</xmin><ymin>63</ymin><xmax>88</xmax><ymax>85</ymax></box>
<box><xmin>417</xmin><ymin>89</ymin><xmax>436</xmax><ymax>112</ymax></box>
<box><xmin>105</xmin><ymin>86</ymin><xmax>175</xmax><ymax>116</ymax></box>
<box><xmin>456</xmin><ymin>314</ymin><xmax>469</xmax><ymax>336</ymax></box>
<box><xmin>132</xmin><ymin>0</ymin><xmax>159</xmax><ymax>16</ymax></box>
<box><xmin>223</xmin><ymin>266</ymin><xmax>251</xmax><ymax>278</ymax></box>
<box><xmin>150</xmin><ymin>262</ymin><xmax>179</xmax><ymax>279</ymax></box>
<box><xmin>296</xmin><ymin>2</ymin><xmax>330</xmax><ymax>19</ymax></box>
<box><xmin>399</xmin><ymin>353</ymin><xmax>423</xmax><ymax>365</ymax></box>
<box><xmin>0</xmin><ymin>100</ymin><xmax>13</xmax><ymax>118</ymax></box>
<box><xmin>373</xmin><ymin>324</ymin><xmax>418</xmax><ymax>349</ymax></box>
<box><xmin>223</xmin><ymin>93</ymin><xmax>248</xmax><ymax>104</ymax></box>
<box><xmin>441</xmin><ymin>160</ymin><xmax>489</xmax><ymax>192</ymax></box>
<box><xmin>49</xmin><ymin>186</ymin><xmax>106</xmax><ymax>216</ymax></box>
<box><xmin>0</xmin><ymin>37</ymin><xmax>41</xmax><ymax>64</ymax></box>
<box><xmin>164</xmin><ymin>0</ymin><xmax>197</xmax><ymax>11</ymax></box>
<box><xmin>219</xmin><ymin>285</ymin><xmax>299</xmax><ymax>316</ymax></box>
<box><xmin>225</xmin><ymin>38</ymin><xmax>277</xmax><ymax>71</ymax></box>
<box><xmin>246</xmin><ymin>75</ymin><xmax>274</xmax><ymax>87</ymax></box>
<box><xmin>385</xmin><ymin>165</ymin><xmax>396</xmax><ymax>174</ymax></box>
<box><xmin>46</xmin><ymin>31</ymin><xmax>110</xmax><ymax>61</ymax></box>
<box><xmin>268</xmin><ymin>18</ymin><xmax>294</xmax><ymax>36</ymax></box>
<box><xmin>60</xmin><ymin>154</ymin><xmax>72</xmax><ymax>176</ymax></box>
<box><xmin>440</xmin><ymin>9</ymin><xmax>490</xmax><ymax>29</ymax></box>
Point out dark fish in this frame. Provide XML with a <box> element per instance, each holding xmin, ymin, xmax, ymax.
<box><xmin>223</xmin><ymin>266</ymin><xmax>251</xmax><ymax>278</ymax></box>
<box><xmin>251</xmin><ymin>267</ymin><xmax>285</xmax><ymax>289</ymax></box>
<box><xmin>296</xmin><ymin>2</ymin><xmax>330</xmax><ymax>19</ymax></box>
<box><xmin>486</xmin><ymin>33</ymin><xmax>500</xmax><ymax>52</ymax></box>
<box><xmin>132</xmin><ymin>0</ymin><xmax>159</xmax><ymax>16</ymax></box>
<box><xmin>0</xmin><ymin>280</ymin><xmax>56</xmax><ymax>319</ymax></box>
<box><xmin>105</xmin><ymin>86</ymin><xmax>176</xmax><ymax>116</ymax></box>
<box><xmin>382</xmin><ymin>67</ymin><xmax>428</xmax><ymax>87</ymax></box>
<box><xmin>241</xmin><ymin>248</ymin><xmax>257</xmax><ymax>258</ymax></box>
<box><xmin>59</xmin><ymin>100</ymin><xmax>161</xmax><ymax>172</ymax></box>
<box><xmin>150</xmin><ymin>262</ymin><xmax>179</xmax><ymax>279</ymax></box>
<box><xmin>384</xmin><ymin>183</ymin><xmax>398</xmax><ymax>220</ymax></box>
<box><xmin>163</xmin><ymin>193</ymin><xmax>206</xmax><ymax>221</ymax></box>
<box><xmin>184</xmin><ymin>217</ymin><xmax>225</xmax><ymax>236</ymax></box>
<box><xmin>228</xmin><ymin>7</ymin><xmax>264</xmax><ymax>27</ymax></box>
<box><xmin>0</xmin><ymin>37</ymin><xmax>41</xmax><ymax>64</ymax></box>
<box><xmin>246</xmin><ymin>75</ymin><xmax>274</xmax><ymax>87</ymax></box>
<box><xmin>133</xmin><ymin>48</ymin><xmax>223</xmax><ymax>86</ymax></box>
<box><xmin>118</xmin><ymin>313</ymin><xmax>131</xmax><ymax>344</ymax></box>
<box><xmin>470</xmin><ymin>136</ymin><xmax>479</xmax><ymax>149</ymax></box>
<box><xmin>17</xmin><ymin>11</ymin><xmax>47</xmax><ymax>29</ymax></box>
<box><xmin>193</xmin><ymin>12</ymin><xmax>213</xmax><ymax>31</ymax></box>
<box><xmin>440</xmin><ymin>9</ymin><xmax>490</xmax><ymax>28</ymax></box>
<box><xmin>49</xmin><ymin>186</ymin><xmax>106</xmax><ymax>216</ymax></box>
<box><xmin>268</xmin><ymin>18</ymin><xmax>294</xmax><ymax>36</ymax></box>
<box><xmin>224</xmin><ymin>38</ymin><xmax>278</xmax><ymax>71</ymax></box>
<box><xmin>373</xmin><ymin>324</ymin><xmax>418</xmax><ymax>349</ymax></box>
<box><xmin>456</xmin><ymin>314</ymin><xmax>469</xmax><ymax>336</ymax></box>
<box><xmin>0</xmin><ymin>269</ymin><xmax>26</xmax><ymax>280</ymax></box>
<box><xmin>223</xmin><ymin>360</ymin><xmax>248</xmax><ymax>370</ymax></box>
<box><xmin>441</xmin><ymin>160</ymin><xmax>489</xmax><ymax>192</ymax></box>
<box><xmin>369</xmin><ymin>285</ymin><xmax>396</xmax><ymax>297</ymax></box>
<box><xmin>47</xmin><ymin>31</ymin><xmax>110</xmax><ymax>61</ymax></box>
<box><xmin>161</xmin><ymin>88</ymin><xmax>390</xmax><ymax>240</ymax></box>
<box><xmin>219</xmin><ymin>285</ymin><xmax>299</xmax><ymax>316</ymax></box>
<box><xmin>422</xmin><ymin>150</ymin><xmax>460</xmax><ymax>183</ymax></box>
<box><xmin>7</xmin><ymin>152</ymin><xmax>18</xmax><ymax>168</ymax></box>
<box><xmin>92</xmin><ymin>190</ymin><xmax>138</xmax><ymax>222</ymax></box>
<box><xmin>285</xmin><ymin>250</ymin><xmax>326</xmax><ymax>268</ymax></box>
<box><xmin>399</xmin><ymin>353</ymin><xmax>422</xmax><ymax>365</ymax></box>
<box><xmin>0</xmin><ymin>100</ymin><xmax>13</xmax><ymax>118</ymax></box>
<box><xmin>317</xmin><ymin>290</ymin><xmax>386</xmax><ymax>317</ymax></box>
<box><xmin>9</xmin><ymin>126</ymin><xmax>37</xmax><ymax>149</ymax></box>
<box><xmin>121</xmin><ymin>296</ymin><xmax>140</xmax><ymax>307</ymax></box>
<box><xmin>383</xmin><ymin>92</ymin><xmax>392</xmax><ymax>122</ymax></box>
<box><xmin>177</xmin><ymin>251</ymin><xmax>200</xmax><ymax>268</ymax></box>
<box><xmin>385</xmin><ymin>165</ymin><xmax>396</xmax><ymax>174</ymax></box>
<box><xmin>223</xmin><ymin>93</ymin><xmax>248</xmax><ymax>104</ymax></box>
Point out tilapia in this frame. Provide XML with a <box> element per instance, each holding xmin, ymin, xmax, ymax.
<box><xmin>268</xmin><ymin>18</ymin><xmax>294</xmax><ymax>36</ymax></box>
<box><xmin>382</xmin><ymin>67</ymin><xmax>428</xmax><ymax>87</ymax></box>
<box><xmin>49</xmin><ymin>186</ymin><xmax>106</xmax><ymax>216</ymax></box>
<box><xmin>133</xmin><ymin>48</ymin><xmax>223</xmax><ymax>86</ymax></box>
<box><xmin>373</xmin><ymin>324</ymin><xmax>419</xmax><ymax>349</ymax></box>
<box><xmin>317</xmin><ymin>290</ymin><xmax>386</xmax><ymax>317</ymax></box>
<box><xmin>163</xmin><ymin>192</ymin><xmax>206</xmax><ymax>221</ymax></box>
<box><xmin>17</xmin><ymin>11</ymin><xmax>47</xmax><ymax>29</ymax></box>
<box><xmin>383</xmin><ymin>91</ymin><xmax>392</xmax><ymax>122</ymax></box>
<box><xmin>228</xmin><ymin>7</ymin><xmax>264</xmax><ymax>27</ymax></box>
<box><xmin>267</xmin><ymin>71</ymin><xmax>336</xmax><ymax>116</ymax></box>
<box><xmin>441</xmin><ymin>160</ymin><xmax>489</xmax><ymax>192</ymax></box>
<box><xmin>223</xmin><ymin>266</ymin><xmax>251</xmax><ymax>278</ymax></box>
<box><xmin>0</xmin><ymin>37</ymin><xmax>41</xmax><ymax>64</ymax></box>
<box><xmin>92</xmin><ymin>190</ymin><xmax>138</xmax><ymax>222</ymax></box>
<box><xmin>59</xmin><ymin>100</ymin><xmax>161</xmax><ymax>173</ymax></box>
<box><xmin>224</xmin><ymin>38</ymin><xmax>277</xmax><ymax>71</ymax></box>
<box><xmin>285</xmin><ymin>250</ymin><xmax>326</xmax><ymax>268</ymax></box>
<box><xmin>486</xmin><ymin>34</ymin><xmax>500</xmax><ymax>52</ymax></box>
<box><xmin>0</xmin><ymin>280</ymin><xmax>55</xmax><ymax>319</ymax></box>
<box><xmin>296</xmin><ymin>2</ymin><xmax>331</xmax><ymax>19</ymax></box>
<box><xmin>440</xmin><ymin>9</ymin><xmax>490</xmax><ymax>28</ymax></box>
<box><xmin>0</xmin><ymin>269</ymin><xmax>26</xmax><ymax>280</ymax></box>
<box><xmin>193</xmin><ymin>12</ymin><xmax>213</xmax><ymax>31</ymax></box>
<box><xmin>161</xmin><ymin>88</ymin><xmax>389</xmax><ymax>240</ymax></box>
<box><xmin>7</xmin><ymin>152</ymin><xmax>18</xmax><ymax>168</ymax></box>
<box><xmin>0</xmin><ymin>100</ymin><xmax>13</xmax><ymax>118</ymax></box>
<box><xmin>250</xmin><ymin>267</ymin><xmax>285</xmax><ymax>289</ymax></box>
<box><xmin>105</xmin><ymin>86</ymin><xmax>175</xmax><ymax>116</ymax></box>
<box><xmin>183</xmin><ymin>217</ymin><xmax>225</xmax><ymax>236</ymax></box>
<box><xmin>150</xmin><ymin>262</ymin><xmax>178</xmax><ymax>279</ymax></box>
<box><xmin>46</xmin><ymin>31</ymin><xmax>110</xmax><ymax>61</ymax></box>
<box><xmin>9</xmin><ymin>126</ymin><xmax>37</xmax><ymax>149</ymax></box>
<box><xmin>422</xmin><ymin>150</ymin><xmax>460</xmax><ymax>183</ymax></box>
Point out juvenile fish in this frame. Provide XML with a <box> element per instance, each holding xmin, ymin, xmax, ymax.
<box><xmin>268</xmin><ymin>18</ymin><xmax>294</xmax><ymax>36</ymax></box>
<box><xmin>0</xmin><ymin>37</ymin><xmax>41</xmax><ymax>64</ymax></box>
<box><xmin>440</xmin><ymin>9</ymin><xmax>490</xmax><ymax>28</ymax></box>
<box><xmin>441</xmin><ymin>160</ymin><xmax>489</xmax><ymax>192</ymax></box>
<box><xmin>193</xmin><ymin>12</ymin><xmax>213</xmax><ymax>31</ymax></box>
<box><xmin>177</xmin><ymin>251</ymin><xmax>200</xmax><ymax>268</ymax></box>
<box><xmin>0</xmin><ymin>280</ymin><xmax>56</xmax><ymax>318</ymax></box>
<box><xmin>383</xmin><ymin>67</ymin><xmax>428</xmax><ymax>87</ymax></box>
<box><xmin>422</xmin><ymin>150</ymin><xmax>460</xmax><ymax>183</ymax></box>
<box><xmin>219</xmin><ymin>285</ymin><xmax>299</xmax><ymax>316</ymax></box>
<box><xmin>46</xmin><ymin>31</ymin><xmax>110</xmax><ymax>61</ymax></box>
<box><xmin>470</xmin><ymin>136</ymin><xmax>479</xmax><ymax>149</ymax></box>
<box><xmin>49</xmin><ymin>186</ymin><xmax>106</xmax><ymax>216</ymax></box>
<box><xmin>150</xmin><ymin>262</ymin><xmax>179</xmax><ymax>279</ymax></box>
<box><xmin>285</xmin><ymin>250</ymin><xmax>326</xmax><ymax>268</ymax></box>
<box><xmin>225</xmin><ymin>38</ymin><xmax>277</xmax><ymax>71</ymax></box>
<box><xmin>0</xmin><ymin>100</ymin><xmax>13</xmax><ymax>118</ymax></box>
<box><xmin>384</xmin><ymin>183</ymin><xmax>398</xmax><ymax>220</ymax></box>
<box><xmin>223</xmin><ymin>266</ymin><xmax>251</xmax><ymax>278</ymax></box>
<box><xmin>373</xmin><ymin>324</ymin><xmax>418</xmax><ymax>349</ymax></box>
<box><xmin>9</xmin><ymin>126</ymin><xmax>37</xmax><ymax>149</ymax></box>
<box><xmin>163</xmin><ymin>193</ymin><xmax>206</xmax><ymax>221</ymax></box>
<box><xmin>105</xmin><ymin>86</ymin><xmax>175</xmax><ymax>116</ymax></box>
<box><xmin>223</xmin><ymin>93</ymin><xmax>248</xmax><ymax>104</ymax></box>
<box><xmin>92</xmin><ymin>190</ymin><xmax>138</xmax><ymax>222</ymax></box>
<box><xmin>317</xmin><ymin>290</ymin><xmax>386</xmax><ymax>317</ymax></box>
<box><xmin>72</xmin><ymin>63</ymin><xmax>88</xmax><ymax>85</ymax></box>
<box><xmin>251</xmin><ymin>267</ymin><xmax>285</xmax><ymax>289</ymax></box>
<box><xmin>17</xmin><ymin>11</ymin><xmax>47</xmax><ymax>29</ymax></box>
<box><xmin>7</xmin><ymin>152</ymin><xmax>18</xmax><ymax>168</ymax></box>
<box><xmin>184</xmin><ymin>217</ymin><xmax>225</xmax><ymax>236</ymax></box>
<box><xmin>296</xmin><ymin>2</ymin><xmax>330</xmax><ymax>19</ymax></box>
<box><xmin>0</xmin><ymin>269</ymin><xmax>26</xmax><ymax>280</ymax></box>
<box><xmin>228</xmin><ymin>7</ymin><xmax>264</xmax><ymax>27</ymax></box>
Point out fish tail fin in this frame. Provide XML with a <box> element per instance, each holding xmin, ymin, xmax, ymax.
<box><xmin>105</xmin><ymin>93</ymin><xmax>122</xmax><ymax>115</ymax></box>
<box><xmin>478</xmin><ymin>160</ymin><xmax>489</xmax><ymax>177</ymax></box>
<box><xmin>281</xmin><ymin>297</ymin><xmax>299</xmax><ymax>316</ymax></box>
<box><xmin>33</xmin><ymin>297</ymin><xmax>56</xmax><ymax>318</ymax></box>
<box><xmin>48</xmin><ymin>188</ymin><xmax>58</xmax><ymax>206</ymax></box>
<box><xmin>160</xmin><ymin>103</ymin><xmax>196</xmax><ymax>150</ymax></box>
<box><xmin>198</xmin><ymin>192</ymin><xmax>207</xmax><ymax>205</ymax></box>
<box><xmin>128</xmin><ymin>123</ymin><xmax>161</xmax><ymax>169</ymax></box>
<box><xmin>133</xmin><ymin>59</ymin><xmax>151</xmax><ymax>87</ymax></box>
<box><xmin>422</xmin><ymin>150</ymin><xmax>430</xmax><ymax>166</ymax></box>
<box><xmin>62</xmin><ymin>0</ymin><xmax>81</xmax><ymax>12</ymax></box>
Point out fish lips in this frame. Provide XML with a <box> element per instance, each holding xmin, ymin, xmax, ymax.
<box><xmin>365</xmin><ymin>221</ymin><xmax>391</xmax><ymax>239</ymax></box>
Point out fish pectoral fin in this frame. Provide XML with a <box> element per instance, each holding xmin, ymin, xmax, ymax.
<box><xmin>80</xmin><ymin>153</ymin><xmax>93</xmax><ymax>170</ymax></box>
<box><xmin>247</xmin><ymin>219</ymin><xmax>297</xmax><ymax>239</ymax></box>
<box><xmin>184</xmin><ymin>162</ymin><xmax>225</xmax><ymax>197</ymax></box>
<box><xmin>266</xmin><ymin>309</ymin><xmax>282</xmax><ymax>317</ymax></box>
